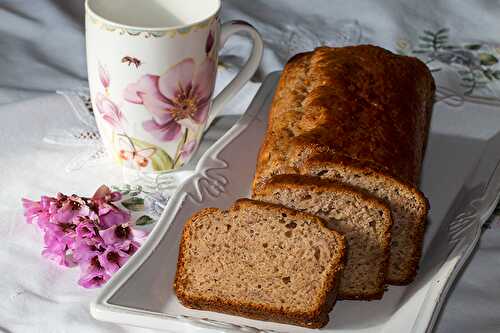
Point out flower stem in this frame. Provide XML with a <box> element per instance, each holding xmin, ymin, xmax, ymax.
<box><xmin>116</xmin><ymin>133</ymin><xmax>136</xmax><ymax>150</ymax></box>
<box><xmin>173</xmin><ymin>128</ymin><xmax>189</xmax><ymax>167</ymax></box>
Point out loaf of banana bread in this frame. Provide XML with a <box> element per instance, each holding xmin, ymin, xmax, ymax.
<box><xmin>252</xmin><ymin>45</ymin><xmax>434</xmax><ymax>284</ymax></box>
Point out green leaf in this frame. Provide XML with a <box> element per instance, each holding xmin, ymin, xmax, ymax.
<box><xmin>483</xmin><ymin>70</ymin><xmax>493</xmax><ymax>80</ymax></box>
<box><xmin>419</xmin><ymin>36</ymin><xmax>434</xmax><ymax>43</ymax></box>
<box><xmin>150</xmin><ymin>148</ymin><xmax>174</xmax><ymax>171</ymax></box>
<box><xmin>461</xmin><ymin>77</ymin><xmax>474</xmax><ymax>82</ymax></box>
<box><xmin>493</xmin><ymin>70</ymin><xmax>500</xmax><ymax>80</ymax></box>
<box><xmin>110</xmin><ymin>185</ymin><xmax>122</xmax><ymax>193</ymax></box>
<box><xmin>110</xmin><ymin>184</ymin><xmax>130</xmax><ymax>195</ymax></box>
<box><xmin>122</xmin><ymin>197</ymin><xmax>144</xmax><ymax>211</ymax></box>
<box><xmin>442</xmin><ymin>45</ymin><xmax>458</xmax><ymax>50</ymax></box>
<box><xmin>430</xmin><ymin>68</ymin><xmax>442</xmax><ymax>73</ymax></box>
<box><xmin>412</xmin><ymin>49</ymin><xmax>428</xmax><ymax>54</ymax></box>
<box><xmin>423</xmin><ymin>30</ymin><xmax>435</xmax><ymax>37</ymax></box>
<box><xmin>127</xmin><ymin>137</ymin><xmax>174</xmax><ymax>171</ymax></box>
<box><xmin>436</xmin><ymin>28</ymin><xmax>449</xmax><ymax>35</ymax></box>
<box><xmin>464</xmin><ymin>44</ymin><xmax>482</xmax><ymax>50</ymax></box>
<box><xmin>135</xmin><ymin>215</ymin><xmax>155</xmax><ymax>225</ymax></box>
<box><xmin>479</xmin><ymin>53</ymin><xmax>498</xmax><ymax>66</ymax></box>
<box><xmin>418</xmin><ymin>44</ymin><xmax>433</xmax><ymax>49</ymax></box>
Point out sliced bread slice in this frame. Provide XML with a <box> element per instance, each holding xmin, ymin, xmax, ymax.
<box><xmin>300</xmin><ymin>157</ymin><xmax>429</xmax><ymax>285</ymax></box>
<box><xmin>174</xmin><ymin>199</ymin><xmax>346</xmax><ymax>328</ymax></box>
<box><xmin>253</xmin><ymin>175</ymin><xmax>393</xmax><ymax>300</ymax></box>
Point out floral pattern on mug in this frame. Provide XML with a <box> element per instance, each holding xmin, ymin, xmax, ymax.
<box><xmin>180</xmin><ymin>140</ymin><xmax>198</xmax><ymax>160</ymax></box>
<box><xmin>115</xmin><ymin>134</ymin><xmax>173</xmax><ymax>171</ymax></box>
<box><xmin>124</xmin><ymin>58</ymin><xmax>216</xmax><ymax>142</ymax></box>
<box><xmin>95</xmin><ymin>93</ymin><xmax>125</xmax><ymax>130</ymax></box>
<box><xmin>98</xmin><ymin>62</ymin><xmax>110</xmax><ymax>90</ymax></box>
<box><xmin>205</xmin><ymin>30</ymin><xmax>214</xmax><ymax>55</ymax></box>
<box><xmin>95</xmin><ymin>60</ymin><xmax>174</xmax><ymax>172</ymax></box>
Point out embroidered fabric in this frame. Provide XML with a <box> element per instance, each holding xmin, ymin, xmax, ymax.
<box><xmin>396</xmin><ymin>28</ymin><xmax>500</xmax><ymax>100</ymax></box>
<box><xmin>282</xmin><ymin>20</ymin><xmax>362</xmax><ymax>59</ymax></box>
<box><xmin>44</xmin><ymin>89</ymin><xmax>108</xmax><ymax>172</ymax></box>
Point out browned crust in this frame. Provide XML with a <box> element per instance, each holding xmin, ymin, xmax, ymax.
<box><xmin>253</xmin><ymin>174</ymin><xmax>393</xmax><ymax>300</ymax></box>
<box><xmin>173</xmin><ymin>199</ymin><xmax>346</xmax><ymax>328</ymax></box>
<box><xmin>302</xmin><ymin>158</ymin><xmax>430</xmax><ymax>285</ymax></box>
<box><xmin>251</xmin><ymin>51</ymin><xmax>312</xmax><ymax>193</ymax></box>
<box><xmin>302</xmin><ymin>154</ymin><xmax>430</xmax><ymax>212</ymax></box>
<box><xmin>252</xmin><ymin>45</ymin><xmax>435</xmax><ymax>191</ymax></box>
<box><xmin>175</xmin><ymin>292</ymin><xmax>331</xmax><ymax>328</ymax></box>
<box><xmin>254</xmin><ymin>174</ymin><xmax>392</xmax><ymax>214</ymax></box>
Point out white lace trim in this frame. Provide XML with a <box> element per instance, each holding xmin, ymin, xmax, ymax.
<box><xmin>43</xmin><ymin>89</ymin><xmax>108</xmax><ymax>172</ymax></box>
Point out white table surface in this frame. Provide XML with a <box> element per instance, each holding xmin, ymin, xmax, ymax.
<box><xmin>1</xmin><ymin>1</ymin><xmax>499</xmax><ymax>332</ymax></box>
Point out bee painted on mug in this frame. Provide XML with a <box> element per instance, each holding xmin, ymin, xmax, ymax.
<box><xmin>121</xmin><ymin>56</ymin><xmax>142</xmax><ymax>68</ymax></box>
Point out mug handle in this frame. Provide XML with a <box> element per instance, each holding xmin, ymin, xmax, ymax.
<box><xmin>204</xmin><ymin>20</ymin><xmax>263</xmax><ymax>131</ymax></box>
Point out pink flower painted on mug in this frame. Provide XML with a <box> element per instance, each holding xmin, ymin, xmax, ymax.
<box><xmin>180</xmin><ymin>140</ymin><xmax>197</xmax><ymax>160</ymax></box>
<box><xmin>205</xmin><ymin>30</ymin><xmax>214</xmax><ymax>55</ymax></box>
<box><xmin>124</xmin><ymin>58</ymin><xmax>216</xmax><ymax>141</ymax></box>
<box><xmin>95</xmin><ymin>93</ymin><xmax>124</xmax><ymax>129</ymax></box>
<box><xmin>98</xmin><ymin>62</ymin><xmax>110</xmax><ymax>89</ymax></box>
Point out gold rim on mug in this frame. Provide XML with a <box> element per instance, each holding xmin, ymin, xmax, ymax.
<box><xmin>85</xmin><ymin>0</ymin><xmax>221</xmax><ymax>38</ymax></box>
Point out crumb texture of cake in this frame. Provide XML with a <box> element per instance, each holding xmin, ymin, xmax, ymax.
<box><xmin>302</xmin><ymin>158</ymin><xmax>428</xmax><ymax>285</ymax></box>
<box><xmin>252</xmin><ymin>45</ymin><xmax>434</xmax><ymax>284</ymax></box>
<box><xmin>174</xmin><ymin>199</ymin><xmax>346</xmax><ymax>328</ymax></box>
<box><xmin>253</xmin><ymin>175</ymin><xmax>393</xmax><ymax>300</ymax></box>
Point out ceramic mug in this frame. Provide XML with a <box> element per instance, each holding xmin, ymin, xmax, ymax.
<box><xmin>85</xmin><ymin>0</ymin><xmax>263</xmax><ymax>175</ymax></box>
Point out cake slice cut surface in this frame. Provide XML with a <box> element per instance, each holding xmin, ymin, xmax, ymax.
<box><xmin>253</xmin><ymin>175</ymin><xmax>393</xmax><ymax>300</ymax></box>
<box><xmin>174</xmin><ymin>199</ymin><xmax>346</xmax><ymax>328</ymax></box>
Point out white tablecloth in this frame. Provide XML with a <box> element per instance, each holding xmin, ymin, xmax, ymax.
<box><xmin>1</xmin><ymin>1</ymin><xmax>500</xmax><ymax>332</ymax></box>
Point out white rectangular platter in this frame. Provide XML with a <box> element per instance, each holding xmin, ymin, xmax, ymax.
<box><xmin>91</xmin><ymin>72</ymin><xmax>500</xmax><ymax>333</ymax></box>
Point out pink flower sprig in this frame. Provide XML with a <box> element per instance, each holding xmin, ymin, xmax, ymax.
<box><xmin>22</xmin><ymin>185</ymin><xmax>147</xmax><ymax>288</ymax></box>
